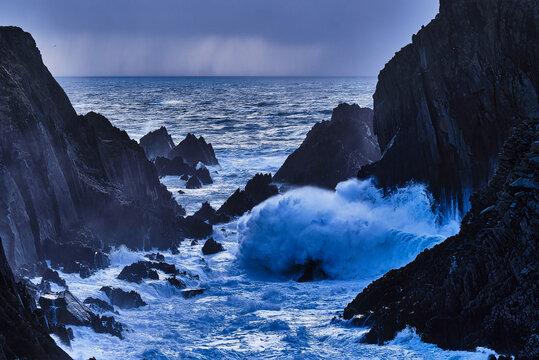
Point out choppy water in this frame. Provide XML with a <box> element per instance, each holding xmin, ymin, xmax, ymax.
<box><xmin>49</xmin><ymin>77</ymin><xmax>493</xmax><ymax>359</ymax></box>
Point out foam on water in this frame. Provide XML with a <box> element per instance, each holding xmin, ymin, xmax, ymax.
<box><xmin>238</xmin><ymin>179</ymin><xmax>460</xmax><ymax>280</ymax></box>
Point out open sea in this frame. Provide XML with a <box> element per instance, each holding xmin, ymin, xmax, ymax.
<box><xmin>44</xmin><ymin>77</ymin><xmax>492</xmax><ymax>359</ymax></box>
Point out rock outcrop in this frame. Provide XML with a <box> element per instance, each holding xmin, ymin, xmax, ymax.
<box><xmin>0</xmin><ymin>27</ymin><xmax>185</xmax><ymax>269</ymax></box>
<box><xmin>344</xmin><ymin>117</ymin><xmax>538</xmax><ymax>359</ymax></box>
<box><xmin>217</xmin><ymin>173</ymin><xmax>278</xmax><ymax>219</ymax></box>
<box><xmin>201</xmin><ymin>238</ymin><xmax>224</xmax><ymax>255</ymax></box>
<box><xmin>358</xmin><ymin>0</ymin><xmax>538</xmax><ymax>212</ymax></box>
<box><xmin>100</xmin><ymin>286</ymin><xmax>147</xmax><ymax>309</ymax></box>
<box><xmin>139</xmin><ymin>126</ymin><xmax>175</xmax><ymax>160</ymax></box>
<box><xmin>0</xmin><ymin>238</ymin><xmax>70</xmax><ymax>359</ymax></box>
<box><xmin>168</xmin><ymin>133</ymin><xmax>219</xmax><ymax>166</ymax></box>
<box><xmin>275</xmin><ymin>103</ymin><xmax>381</xmax><ymax>188</ymax></box>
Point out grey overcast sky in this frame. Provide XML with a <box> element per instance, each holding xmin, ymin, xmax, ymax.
<box><xmin>0</xmin><ymin>0</ymin><xmax>438</xmax><ymax>76</ymax></box>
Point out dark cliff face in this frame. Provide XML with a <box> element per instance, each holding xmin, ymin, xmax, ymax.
<box><xmin>360</xmin><ymin>0</ymin><xmax>538</xmax><ymax>212</ymax></box>
<box><xmin>275</xmin><ymin>103</ymin><xmax>380</xmax><ymax>189</ymax></box>
<box><xmin>0</xmin><ymin>27</ymin><xmax>183</xmax><ymax>269</ymax></box>
<box><xmin>0</xmin><ymin>238</ymin><xmax>71</xmax><ymax>359</ymax></box>
<box><xmin>344</xmin><ymin>117</ymin><xmax>538</xmax><ymax>358</ymax></box>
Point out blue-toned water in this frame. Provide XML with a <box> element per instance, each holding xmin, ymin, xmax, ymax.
<box><xmin>46</xmin><ymin>77</ymin><xmax>490</xmax><ymax>359</ymax></box>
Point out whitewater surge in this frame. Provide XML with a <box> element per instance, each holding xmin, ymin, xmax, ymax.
<box><xmin>238</xmin><ymin>179</ymin><xmax>460</xmax><ymax>280</ymax></box>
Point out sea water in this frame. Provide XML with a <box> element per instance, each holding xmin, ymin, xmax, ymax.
<box><xmin>50</xmin><ymin>77</ymin><xmax>494</xmax><ymax>359</ymax></box>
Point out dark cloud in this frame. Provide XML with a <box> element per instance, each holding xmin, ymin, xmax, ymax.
<box><xmin>0</xmin><ymin>0</ymin><xmax>438</xmax><ymax>76</ymax></box>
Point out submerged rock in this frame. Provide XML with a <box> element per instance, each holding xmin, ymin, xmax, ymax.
<box><xmin>358</xmin><ymin>0</ymin><xmax>539</xmax><ymax>212</ymax></box>
<box><xmin>275</xmin><ymin>103</ymin><xmax>380</xmax><ymax>189</ymax></box>
<box><xmin>166</xmin><ymin>276</ymin><xmax>186</xmax><ymax>289</ymax></box>
<box><xmin>201</xmin><ymin>238</ymin><xmax>224</xmax><ymax>255</ymax></box>
<box><xmin>344</xmin><ymin>117</ymin><xmax>539</xmax><ymax>358</ymax></box>
<box><xmin>217</xmin><ymin>173</ymin><xmax>278</xmax><ymax>218</ymax></box>
<box><xmin>168</xmin><ymin>133</ymin><xmax>219</xmax><ymax>166</ymax></box>
<box><xmin>100</xmin><ymin>286</ymin><xmax>147</xmax><ymax>309</ymax></box>
<box><xmin>182</xmin><ymin>288</ymin><xmax>205</xmax><ymax>299</ymax></box>
<box><xmin>139</xmin><ymin>126</ymin><xmax>175</xmax><ymax>161</ymax></box>
<box><xmin>145</xmin><ymin>253</ymin><xmax>165</xmax><ymax>262</ymax></box>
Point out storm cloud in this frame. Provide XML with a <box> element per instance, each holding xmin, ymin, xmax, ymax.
<box><xmin>0</xmin><ymin>0</ymin><xmax>438</xmax><ymax>76</ymax></box>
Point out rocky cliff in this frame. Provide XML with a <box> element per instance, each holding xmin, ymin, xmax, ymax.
<box><xmin>0</xmin><ymin>238</ymin><xmax>71</xmax><ymax>359</ymax></box>
<box><xmin>0</xmin><ymin>27</ymin><xmax>184</xmax><ymax>270</ymax></box>
<box><xmin>139</xmin><ymin>126</ymin><xmax>175</xmax><ymax>160</ymax></box>
<box><xmin>344</xmin><ymin>116</ymin><xmax>538</xmax><ymax>358</ymax></box>
<box><xmin>359</xmin><ymin>0</ymin><xmax>538</xmax><ymax>212</ymax></box>
<box><xmin>275</xmin><ymin>103</ymin><xmax>380</xmax><ymax>189</ymax></box>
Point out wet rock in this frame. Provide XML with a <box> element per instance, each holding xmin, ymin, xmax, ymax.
<box><xmin>509</xmin><ymin>177</ymin><xmax>535</xmax><ymax>190</ymax></box>
<box><xmin>179</xmin><ymin>216</ymin><xmax>213</xmax><ymax>239</ymax></box>
<box><xmin>180</xmin><ymin>173</ymin><xmax>189</xmax><ymax>181</ymax></box>
<box><xmin>192</xmin><ymin>202</ymin><xmax>230</xmax><ymax>225</ymax></box>
<box><xmin>194</xmin><ymin>164</ymin><xmax>213</xmax><ymax>185</ymax></box>
<box><xmin>178</xmin><ymin>189</ymin><xmax>185</xmax><ymax>194</ymax></box>
<box><xmin>117</xmin><ymin>261</ymin><xmax>159</xmax><ymax>283</ymax></box>
<box><xmin>275</xmin><ymin>103</ymin><xmax>380</xmax><ymax>189</ymax></box>
<box><xmin>83</xmin><ymin>297</ymin><xmax>117</xmax><ymax>314</ymax></box>
<box><xmin>139</xmin><ymin>126</ymin><xmax>175</xmax><ymax>161</ymax></box>
<box><xmin>202</xmin><ymin>238</ymin><xmax>224</xmax><ymax>255</ymax></box>
<box><xmin>217</xmin><ymin>173</ymin><xmax>278</xmax><ymax>218</ymax></box>
<box><xmin>149</xmin><ymin>261</ymin><xmax>179</xmax><ymax>276</ymax></box>
<box><xmin>186</xmin><ymin>175</ymin><xmax>202</xmax><ymax>189</ymax></box>
<box><xmin>168</xmin><ymin>133</ymin><xmax>219</xmax><ymax>166</ymax></box>
<box><xmin>39</xmin><ymin>291</ymin><xmax>93</xmax><ymax>326</ymax></box>
<box><xmin>145</xmin><ymin>253</ymin><xmax>165</xmax><ymax>262</ymax></box>
<box><xmin>154</xmin><ymin>156</ymin><xmax>194</xmax><ymax>177</ymax></box>
<box><xmin>182</xmin><ymin>288</ymin><xmax>205</xmax><ymax>299</ymax></box>
<box><xmin>41</xmin><ymin>268</ymin><xmax>67</xmax><ymax>288</ymax></box>
<box><xmin>344</xmin><ymin>118</ymin><xmax>538</xmax><ymax>358</ymax></box>
<box><xmin>100</xmin><ymin>286</ymin><xmax>147</xmax><ymax>309</ymax></box>
<box><xmin>166</xmin><ymin>276</ymin><xmax>186</xmax><ymax>289</ymax></box>
<box><xmin>357</xmin><ymin>0</ymin><xmax>539</xmax><ymax>213</ymax></box>
<box><xmin>90</xmin><ymin>315</ymin><xmax>124</xmax><ymax>339</ymax></box>
<box><xmin>44</xmin><ymin>240</ymin><xmax>110</xmax><ymax>276</ymax></box>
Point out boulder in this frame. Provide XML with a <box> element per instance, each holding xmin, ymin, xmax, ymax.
<box><xmin>274</xmin><ymin>103</ymin><xmax>380</xmax><ymax>189</ymax></box>
<box><xmin>168</xmin><ymin>133</ymin><xmax>219</xmax><ymax>166</ymax></box>
<box><xmin>90</xmin><ymin>315</ymin><xmax>124</xmax><ymax>339</ymax></box>
<box><xmin>186</xmin><ymin>175</ymin><xmax>202</xmax><ymax>189</ymax></box>
<box><xmin>166</xmin><ymin>276</ymin><xmax>186</xmax><ymax>289</ymax></box>
<box><xmin>117</xmin><ymin>261</ymin><xmax>159</xmax><ymax>283</ymax></box>
<box><xmin>100</xmin><ymin>286</ymin><xmax>147</xmax><ymax>309</ymax></box>
<box><xmin>201</xmin><ymin>238</ymin><xmax>224</xmax><ymax>255</ymax></box>
<box><xmin>139</xmin><ymin>126</ymin><xmax>175</xmax><ymax>160</ymax></box>
<box><xmin>182</xmin><ymin>288</ymin><xmax>205</xmax><ymax>299</ymax></box>
<box><xmin>217</xmin><ymin>173</ymin><xmax>278</xmax><ymax>218</ymax></box>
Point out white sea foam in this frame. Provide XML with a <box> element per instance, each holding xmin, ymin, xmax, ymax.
<box><xmin>238</xmin><ymin>178</ymin><xmax>460</xmax><ymax>280</ymax></box>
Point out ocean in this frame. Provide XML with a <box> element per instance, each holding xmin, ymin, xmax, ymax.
<box><xmin>45</xmin><ymin>77</ymin><xmax>491</xmax><ymax>359</ymax></box>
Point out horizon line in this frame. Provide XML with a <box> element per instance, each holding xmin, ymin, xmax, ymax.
<box><xmin>54</xmin><ymin>75</ymin><xmax>378</xmax><ymax>79</ymax></box>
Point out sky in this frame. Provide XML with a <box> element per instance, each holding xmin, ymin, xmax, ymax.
<box><xmin>0</xmin><ymin>0</ymin><xmax>438</xmax><ymax>76</ymax></box>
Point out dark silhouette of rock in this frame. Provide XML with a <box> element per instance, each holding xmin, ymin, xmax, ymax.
<box><xmin>145</xmin><ymin>253</ymin><xmax>165</xmax><ymax>262</ymax></box>
<box><xmin>139</xmin><ymin>126</ymin><xmax>175</xmax><ymax>160</ymax></box>
<box><xmin>39</xmin><ymin>291</ymin><xmax>93</xmax><ymax>326</ymax></box>
<box><xmin>344</xmin><ymin>117</ymin><xmax>538</xmax><ymax>359</ymax></box>
<box><xmin>217</xmin><ymin>173</ymin><xmax>278</xmax><ymax>218</ymax></box>
<box><xmin>154</xmin><ymin>156</ymin><xmax>194</xmax><ymax>177</ymax></box>
<box><xmin>201</xmin><ymin>238</ymin><xmax>224</xmax><ymax>255</ymax></box>
<box><xmin>192</xmin><ymin>202</ymin><xmax>230</xmax><ymax>225</ymax></box>
<box><xmin>90</xmin><ymin>314</ymin><xmax>124</xmax><ymax>339</ymax></box>
<box><xmin>182</xmin><ymin>288</ymin><xmax>205</xmax><ymax>299</ymax></box>
<box><xmin>275</xmin><ymin>103</ymin><xmax>380</xmax><ymax>189</ymax></box>
<box><xmin>180</xmin><ymin>173</ymin><xmax>189</xmax><ymax>181</ymax></box>
<box><xmin>41</xmin><ymin>268</ymin><xmax>67</xmax><ymax>288</ymax></box>
<box><xmin>100</xmin><ymin>286</ymin><xmax>147</xmax><ymax>309</ymax></box>
<box><xmin>117</xmin><ymin>261</ymin><xmax>159</xmax><ymax>283</ymax></box>
<box><xmin>168</xmin><ymin>133</ymin><xmax>219</xmax><ymax>166</ymax></box>
<box><xmin>150</xmin><ymin>261</ymin><xmax>179</xmax><ymax>275</ymax></box>
<box><xmin>179</xmin><ymin>216</ymin><xmax>213</xmax><ymax>239</ymax></box>
<box><xmin>43</xmin><ymin>239</ymin><xmax>110</xmax><ymax>278</ymax></box>
<box><xmin>195</xmin><ymin>165</ymin><xmax>213</xmax><ymax>185</ymax></box>
<box><xmin>83</xmin><ymin>297</ymin><xmax>118</xmax><ymax>314</ymax></box>
<box><xmin>166</xmin><ymin>276</ymin><xmax>186</xmax><ymax>289</ymax></box>
<box><xmin>358</xmin><ymin>0</ymin><xmax>538</xmax><ymax>213</ymax></box>
<box><xmin>186</xmin><ymin>175</ymin><xmax>202</xmax><ymax>189</ymax></box>
<box><xmin>0</xmin><ymin>237</ymin><xmax>70</xmax><ymax>359</ymax></box>
<box><xmin>0</xmin><ymin>27</ymin><xmax>186</xmax><ymax>270</ymax></box>
<box><xmin>297</xmin><ymin>260</ymin><xmax>328</xmax><ymax>283</ymax></box>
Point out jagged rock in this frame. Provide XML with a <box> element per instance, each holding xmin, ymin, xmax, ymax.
<box><xmin>168</xmin><ymin>133</ymin><xmax>219</xmax><ymax>166</ymax></box>
<box><xmin>344</xmin><ymin>117</ymin><xmax>538</xmax><ymax>358</ymax></box>
<box><xmin>186</xmin><ymin>175</ymin><xmax>202</xmax><ymax>189</ymax></box>
<box><xmin>180</xmin><ymin>174</ymin><xmax>189</xmax><ymax>181</ymax></box>
<box><xmin>192</xmin><ymin>202</ymin><xmax>230</xmax><ymax>225</ymax></box>
<box><xmin>182</xmin><ymin>288</ymin><xmax>205</xmax><ymax>299</ymax></box>
<box><xmin>0</xmin><ymin>237</ymin><xmax>70</xmax><ymax>359</ymax></box>
<box><xmin>117</xmin><ymin>261</ymin><xmax>159</xmax><ymax>283</ymax></box>
<box><xmin>201</xmin><ymin>238</ymin><xmax>224</xmax><ymax>255</ymax></box>
<box><xmin>149</xmin><ymin>261</ymin><xmax>179</xmax><ymax>276</ymax></box>
<box><xmin>145</xmin><ymin>253</ymin><xmax>165</xmax><ymax>262</ymax></box>
<box><xmin>100</xmin><ymin>286</ymin><xmax>147</xmax><ymax>309</ymax></box>
<box><xmin>39</xmin><ymin>291</ymin><xmax>93</xmax><ymax>326</ymax></box>
<box><xmin>179</xmin><ymin>216</ymin><xmax>213</xmax><ymax>239</ymax></box>
<box><xmin>166</xmin><ymin>276</ymin><xmax>186</xmax><ymax>289</ymax></box>
<box><xmin>44</xmin><ymin>240</ymin><xmax>110</xmax><ymax>278</ymax></box>
<box><xmin>358</xmin><ymin>0</ymin><xmax>538</xmax><ymax>213</ymax></box>
<box><xmin>139</xmin><ymin>126</ymin><xmax>175</xmax><ymax>160</ymax></box>
<box><xmin>0</xmin><ymin>27</ymin><xmax>185</xmax><ymax>270</ymax></box>
<box><xmin>41</xmin><ymin>268</ymin><xmax>67</xmax><ymax>288</ymax></box>
<box><xmin>83</xmin><ymin>297</ymin><xmax>117</xmax><ymax>314</ymax></box>
<box><xmin>90</xmin><ymin>315</ymin><xmax>124</xmax><ymax>339</ymax></box>
<box><xmin>275</xmin><ymin>103</ymin><xmax>380</xmax><ymax>188</ymax></box>
<box><xmin>194</xmin><ymin>164</ymin><xmax>213</xmax><ymax>185</ymax></box>
<box><xmin>217</xmin><ymin>173</ymin><xmax>278</xmax><ymax>218</ymax></box>
<box><xmin>154</xmin><ymin>156</ymin><xmax>194</xmax><ymax>177</ymax></box>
